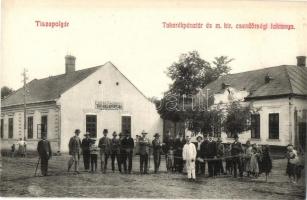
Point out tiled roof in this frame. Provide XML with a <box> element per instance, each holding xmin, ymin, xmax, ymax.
<box><xmin>202</xmin><ymin>65</ymin><xmax>307</xmax><ymax>100</ymax></box>
<box><xmin>1</xmin><ymin>65</ymin><xmax>103</xmax><ymax>107</ymax></box>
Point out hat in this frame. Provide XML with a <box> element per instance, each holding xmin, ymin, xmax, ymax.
<box><xmin>196</xmin><ymin>135</ymin><xmax>203</xmax><ymax>140</ymax></box>
<box><xmin>154</xmin><ymin>133</ymin><xmax>160</xmax><ymax>137</ymax></box>
<box><xmin>141</xmin><ymin>130</ymin><xmax>147</xmax><ymax>135</ymax></box>
<box><xmin>103</xmin><ymin>129</ymin><xmax>108</xmax><ymax>134</ymax></box>
<box><xmin>84</xmin><ymin>132</ymin><xmax>90</xmax><ymax>136</ymax></box>
<box><xmin>287</xmin><ymin>144</ymin><xmax>293</xmax><ymax>147</ymax></box>
<box><xmin>234</xmin><ymin>134</ymin><xmax>239</xmax><ymax>139</ymax></box>
<box><xmin>119</xmin><ymin>132</ymin><xmax>123</xmax><ymax>136</ymax></box>
<box><xmin>75</xmin><ymin>129</ymin><xmax>80</xmax><ymax>134</ymax></box>
<box><xmin>112</xmin><ymin>132</ymin><xmax>117</xmax><ymax>136</ymax></box>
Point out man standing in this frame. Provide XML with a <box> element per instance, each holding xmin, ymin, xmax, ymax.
<box><xmin>68</xmin><ymin>129</ymin><xmax>82</xmax><ymax>173</ymax></box>
<box><xmin>98</xmin><ymin>129</ymin><xmax>111</xmax><ymax>173</ymax></box>
<box><xmin>202</xmin><ymin>134</ymin><xmax>217</xmax><ymax>177</ymax></box>
<box><xmin>194</xmin><ymin>135</ymin><xmax>204</xmax><ymax>175</ymax></box>
<box><xmin>118</xmin><ymin>132</ymin><xmax>124</xmax><ymax>173</ymax></box>
<box><xmin>121</xmin><ymin>130</ymin><xmax>134</xmax><ymax>173</ymax></box>
<box><xmin>231</xmin><ymin>134</ymin><xmax>244</xmax><ymax>178</ymax></box>
<box><xmin>37</xmin><ymin>134</ymin><xmax>52</xmax><ymax>176</ymax></box>
<box><xmin>110</xmin><ymin>131</ymin><xmax>121</xmax><ymax>172</ymax></box>
<box><xmin>216</xmin><ymin>137</ymin><xmax>225</xmax><ymax>175</ymax></box>
<box><xmin>139</xmin><ymin>130</ymin><xmax>150</xmax><ymax>174</ymax></box>
<box><xmin>152</xmin><ymin>133</ymin><xmax>162</xmax><ymax>173</ymax></box>
<box><xmin>174</xmin><ymin>132</ymin><xmax>185</xmax><ymax>173</ymax></box>
<box><xmin>182</xmin><ymin>134</ymin><xmax>197</xmax><ymax>181</ymax></box>
<box><xmin>81</xmin><ymin>132</ymin><xmax>92</xmax><ymax>171</ymax></box>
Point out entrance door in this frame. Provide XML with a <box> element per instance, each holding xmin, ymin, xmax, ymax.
<box><xmin>121</xmin><ymin>116</ymin><xmax>131</xmax><ymax>136</ymax></box>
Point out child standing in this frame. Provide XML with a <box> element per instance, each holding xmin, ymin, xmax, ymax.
<box><xmin>260</xmin><ymin>145</ymin><xmax>272</xmax><ymax>181</ymax></box>
<box><xmin>286</xmin><ymin>144</ymin><xmax>299</xmax><ymax>183</ymax></box>
<box><xmin>182</xmin><ymin>134</ymin><xmax>197</xmax><ymax>181</ymax></box>
<box><xmin>250</xmin><ymin>144</ymin><xmax>260</xmax><ymax>178</ymax></box>
<box><xmin>90</xmin><ymin>140</ymin><xmax>99</xmax><ymax>173</ymax></box>
<box><xmin>167</xmin><ymin>146</ymin><xmax>175</xmax><ymax>172</ymax></box>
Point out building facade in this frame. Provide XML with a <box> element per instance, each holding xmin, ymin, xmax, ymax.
<box><xmin>1</xmin><ymin>56</ymin><xmax>163</xmax><ymax>153</ymax></box>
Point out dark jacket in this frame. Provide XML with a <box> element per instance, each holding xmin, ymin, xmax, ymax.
<box><xmin>152</xmin><ymin>139</ymin><xmax>162</xmax><ymax>154</ymax></box>
<box><xmin>139</xmin><ymin>137</ymin><xmax>150</xmax><ymax>155</ymax></box>
<box><xmin>37</xmin><ymin>139</ymin><xmax>52</xmax><ymax>158</ymax></box>
<box><xmin>98</xmin><ymin>137</ymin><xmax>112</xmax><ymax>154</ymax></box>
<box><xmin>231</xmin><ymin>141</ymin><xmax>243</xmax><ymax>155</ymax></box>
<box><xmin>81</xmin><ymin>138</ymin><xmax>92</xmax><ymax>153</ymax></box>
<box><xmin>111</xmin><ymin>137</ymin><xmax>120</xmax><ymax>153</ymax></box>
<box><xmin>121</xmin><ymin>137</ymin><xmax>134</xmax><ymax>153</ymax></box>
<box><xmin>69</xmin><ymin>136</ymin><xmax>81</xmax><ymax>155</ymax></box>
<box><xmin>201</xmin><ymin>140</ymin><xmax>217</xmax><ymax>158</ymax></box>
<box><xmin>174</xmin><ymin>137</ymin><xmax>185</xmax><ymax>154</ymax></box>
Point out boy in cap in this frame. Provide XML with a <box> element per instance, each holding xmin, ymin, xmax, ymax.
<box><xmin>194</xmin><ymin>135</ymin><xmax>204</xmax><ymax>175</ymax></box>
<box><xmin>89</xmin><ymin>139</ymin><xmax>99</xmax><ymax>172</ymax></box>
<box><xmin>152</xmin><ymin>133</ymin><xmax>162</xmax><ymax>173</ymax></box>
<box><xmin>98</xmin><ymin>129</ymin><xmax>111</xmax><ymax>173</ymax></box>
<box><xmin>182</xmin><ymin>133</ymin><xmax>197</xmax><ymax>181</ymax></box>
<box><xmin>68</xmin><ymin>129</ymin><xmax>82</xmax><ymax>173</ymax></box>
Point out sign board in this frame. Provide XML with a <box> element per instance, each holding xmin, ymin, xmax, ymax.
<box><xmin>95</xmin><ymin>101</ymin><xmax>123</xmax><ymax>110</ymax></box>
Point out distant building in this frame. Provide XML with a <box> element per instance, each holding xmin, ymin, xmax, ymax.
<box><xmin>0</xmin><ymin>55</ymin><xmax>163</xmax><ymax>153</ymax></box>
<box><xmin>200</xmin><ymin>56</ymin><xmax>307</xmax><ymax>149</ymax></box>
<box><xmin>163</xmin><ymin>56</ymin><xmax>307</xmax><ymax>149</ymax></box>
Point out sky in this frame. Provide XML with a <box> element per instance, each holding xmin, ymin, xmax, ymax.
<box><xmin>1</xmin><ymin>0</ymin><xmax>307</xmax><ymax>98</ymax></box>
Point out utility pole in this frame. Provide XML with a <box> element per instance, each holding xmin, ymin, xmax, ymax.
<box><xmin>21</xmin><ymin>69</ymin><xmax>28</xmax><ymax>140</ymax></box>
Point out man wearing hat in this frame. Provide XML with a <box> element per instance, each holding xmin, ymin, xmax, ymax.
<box><xmin>216</xmin><ymin>137</ymin><xmax>225</xmax><ymax>175</ymax></box>
<box><xmin>231</xmin><ymin>134</ymin><xmax>244</xmax><ymax>178</ymax></box>
<box><xmin>174</xmin><ymin>132</ymin><xmax>186</xmax><ymax>173</ymax></box>
<box><xmin>37</xmin><ymin>134</ymin><xmax>52</xmax><ymax>176</ymax></box>
<box><xmin>201</xmin><ymin>133</ymin><xmax>217</xmax><ymax>177</ymax></box>
<box><xmin>194</xmin><ymin>135</ymin><xmax>204</xmax><ymax>175</ymax></box>
<box><xmin>98</xmin><ymin>129</ymin><xmax>112</xmax><ymax>173</ymax></box>
<box><xmin>68</xmin><ymin>129</ymin><xmax>82</xmax><ymax>173</ymax></box>
<box><xmin>121</xmin><ymin>130</ymin><xmax>134</xmax><ymax>173</ymax></box>
<box><xmin>139</xmin><ymin>130</ymin><xmax>151</xmax><ymax>174</ymax></box>
<box><xmin>152</xmin><ymin>133</ymin><xmax>162</xmax><ymax>173</ymax></box>
<box><xmin>110</xmin><ymin>131</ymin><xmax>121</xmax><ymax>172</ymax></box>
<box><xmin>81</xmin><ymin>132</ymin><xmax>92</xmax><ymax>171</ymax></box>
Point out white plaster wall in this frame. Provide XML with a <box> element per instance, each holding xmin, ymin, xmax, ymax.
<box><xmin>59</xmin><ymin>62</ymin><xmax>163</xmax><ymax>152</ymax></box>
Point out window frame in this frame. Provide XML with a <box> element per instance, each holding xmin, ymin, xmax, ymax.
<box><xmin>268</xmin><ymin>113</ymin><xmax>279</xmax><ymax>139</ymax></box>
<box><xmin>8</xmin><ymin>118</ymin><xmax>13</xmax><ymax>139</ymax></box>
<box><xmin>251</xmin><ymin>114</ymin><xmax>260</xmax><ymax>139</ymax></box>
<box><xmin>27</xmin><ymin>116</ymin><xmax>34</xmax><ymax>139</ymax></box>
<box><xmin>86</xmin><ymin>115</ymin><xmax>97</xmax><ymax>138</ymax></box>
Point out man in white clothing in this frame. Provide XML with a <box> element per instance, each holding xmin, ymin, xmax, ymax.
<box><xmin>182</xmin><ymin>134</ymin><xmax>197</xmax><ymax>181</ymax></box>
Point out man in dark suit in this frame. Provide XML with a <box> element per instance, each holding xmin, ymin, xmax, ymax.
<box><xmin>98</xmin><ymin>129</ymin><xmax>112</xmax><ymax>173</ymax></box>
<box><xmin>201</xmin><ymin>134</ymin><xmax>217</xmax><ymax>177</ymax></box>
<box><xmin>152</xmin><ymin>133</ymin><xmax>162</xmax><ymax>173</ymax></box>
<box><xmin>37</xmin><ymin>134</ymin><xmax>52</xmax><ymax>176</ymax></box>
<box><xmin>121</xmin><ymin>130</ymin><xmax>134</xmax><ymax>173</ymax></box>
<box><xmin>174</xmin><ymin>132</ymin><xmax>185</xmax><ymax>173</ymax></box>
<box><xmin>231</xmin><ymin>134</ymin><xmax>244</xmax><ymax>178</ymax></box>
<box><xmin>81</xmin><ymin>132</ymin><xmax>92</xmax><ymax>171</ymax></box>
<box><xmin>194</xmin><ymin>135</ymin><xmax>204</xmax><ymax>175</ymax></box>
<box><xmin>68</xmin><ymin>129</ymin><xmax>82</xmax><ymax>173</ymax></box>
<box><xmin>110</xmin><ymin>131</ymin><xmax>121</xmax><ymax>172</ymax></box>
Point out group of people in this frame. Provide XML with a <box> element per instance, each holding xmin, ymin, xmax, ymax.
<box><xmin>10</xmin><ymin>138</ymin><xmax>27</xmax><ymax>157</ymax></box>
<box><xmin>35</xmin><ymin>129</ymin><xmax>304</xmax><ymax>184</ymax></box>
<box><xmin>66</xmin><ymin>128</ymin><xmax>164</xmax><ymax>175</ymax></box>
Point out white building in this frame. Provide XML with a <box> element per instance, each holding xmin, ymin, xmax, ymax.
<box><xmin>201</xmin><ymin>56</ymin><xmax>307</xmax><ymax>149</ymax></box>
<box><xmin>1</xmin><ymin>55</ymin><xmax>163</xmax><ymax>153</ymax></box>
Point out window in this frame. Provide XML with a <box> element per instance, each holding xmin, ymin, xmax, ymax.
<box><xmin>121</xmin><ymin>116</ymin><xmax>131</xmax><ymax>136</ymax></box>
<box><xmin>27</xmin><ymin>116</ymin><xmax>33</xmax><ymax>139</ymax></box>
<box><xmin>251</xmin><ymin>114</ymin><xmax>260</xmax><ymax>139</ymax></box>
<box><xmin>86</xmin><ymin>115</ymin><xmax>97</xmax><ymax>138</ymax></box>
<box><xmin>41</xmin><ymin>115</ymin><xmax>48</xmax><ymax>138</ymax></box>
<box><xmin>1</xmin><ymin>119</ymin><xmax>3</xmax><ymax>138</ymax></box>
<box><xmin>269</xmin><ymin>113</ymin><xmax>279</xmax><ymax>139</ymax></box>
<box><xmin>8</xmin><ymin>118</ymin><xmax>13</xmax><ymax>138</ymax></box>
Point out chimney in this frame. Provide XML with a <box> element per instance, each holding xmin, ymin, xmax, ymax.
<box><xmin>65</xmin><ymin>55</ymin><xmax>76</xmax><ymax>74</ymax></box>
<box><xmin>296</xmin><ymin>56</ymin><xmax>306</xmax><ymax>67</ymax></box>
